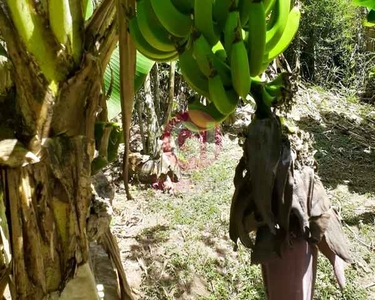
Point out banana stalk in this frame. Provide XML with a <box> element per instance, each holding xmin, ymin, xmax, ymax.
<box><xmin>6</xmin><ymin>0</ymin><xmax>64</xmax><ymax>82</ymax></box>
<box><xmin>68</xmin><ymin>0</ymin><xmax>84</xmax><ymax>64</ymax></box>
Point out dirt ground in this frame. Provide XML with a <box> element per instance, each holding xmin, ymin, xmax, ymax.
<box><xmin>111</xmin><ymin>85</ymin><xmax>375</xmax><ymax>299</ymax></box>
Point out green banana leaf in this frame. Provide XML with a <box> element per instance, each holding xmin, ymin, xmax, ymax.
<box><xmin>352</xmin><ymin>0</ymin><xmax>375</xmax><ymax>9</ymax></box>
<box><xmin>104</xmin><ymin>47</ymin><xmax>155</xmax><ymax>119</ymax></box>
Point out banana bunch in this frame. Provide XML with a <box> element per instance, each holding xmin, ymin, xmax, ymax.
<box><xmin>129</xmin><ymin>0</ymin><xmax>193</xmax><ymax>62</ymax></box>
<box><xmin>129</xmin><ymin>0</ymin><xmax>301</xmax><ymax>130</ymax></box>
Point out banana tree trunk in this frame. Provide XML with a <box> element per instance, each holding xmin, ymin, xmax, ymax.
<box><xmin>0</xmin><ymin>57</ymin><xmax>101</xmax><ymax>299</ymax></box>
<box><xmin>0</xmin><ymin>1</ymin><xmax>134</xmax><ymax>298</ymax></box>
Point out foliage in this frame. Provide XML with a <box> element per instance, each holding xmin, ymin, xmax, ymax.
<box><xmin>286</xmin><ymin>0</ymin><xmax>370</xmax><ymax>90</ymax></box>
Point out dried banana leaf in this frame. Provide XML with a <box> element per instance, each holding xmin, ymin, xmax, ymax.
<box><xmin>229</xmin><ymin>170</ymin><xmax>254</xmax><ymax>249</ymax></box>
<box><xmin>273</xmin><ymin>140</ymin><xmax>293</xmax><ymax>234</ymax></box>
<box><xmin>245</xmin><ymin>116</ymin><xmax>282</xmax><ymax>234</ymax></box>
<box><xmin>318</xmin><ymin>236</ymin><xmax>348</xmax><ymax>290</ymax></box>
<box><xmin>323</xmin><ymin>209</ymin><xmax>352</xmax><ymax>263</ymax></box>
<box><xmin>251</xmin><ymin>226</ymin><xmax>283</xmax><ymax>264</ymax></box>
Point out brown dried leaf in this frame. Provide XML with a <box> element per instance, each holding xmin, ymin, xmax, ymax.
<box><xmin>229</xmin><ymin>176</ymin><xmax>254</xmax><ymax>248</ymax></box>
<box><xmin>318</xmin><ymin>236</ymin><xmax>348</xmax><ymax>290</ymax></box>
<box><xmin>252</xmin><ymin>226</ymin><xmax>282</xmax><ymax>264</ymax></box>
<box><xmin>245</xmin><ymin>116</ymin><xmax>282</xmax><ymax>234</ymax></box>
<box><xmin>274</xmin><ymin>141</ymin><xmax>293</xmax><ymax>232</ymax></box>
<box><xmin>324</xmin><ymin>209</ymin><xmax>352</xmax><ymax>263</ymax></box>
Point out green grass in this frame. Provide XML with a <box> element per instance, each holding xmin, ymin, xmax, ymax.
<box><xmin>116</xmin><ymin>85</ymin><xmax>375</xmax><ymax>299</ymax></box>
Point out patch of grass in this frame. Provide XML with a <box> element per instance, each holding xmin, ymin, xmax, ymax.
<box><xmin>118</xmin><ymin>85</ymin><xmax>375</xmax><ymax>299</ymax></box>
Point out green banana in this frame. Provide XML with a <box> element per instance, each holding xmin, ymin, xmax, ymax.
<box><xmin>208</xmin><ymin>75</ymin><xmax>239</xmax><ymax>115</ymax></box>
<box><xmin>150</xmin><ymin>0</ymin><xmax>192</xmax><ymax>38</ymax></box>
<box><xmin>179</xmin><ymin>46</ymin><xmax>210</xmax><ymax>98</ymax></box>
<box><xmin>238</xmin><ymin>0</ymin><xmax>252</xmax><ymax>27</ymax></box>
<box><xmin>268</xmin><ymin>72</ymin><xmax>289</xmax><ymax>87</ymax></box>
<box><xmin>213</xmin><ymin>55</ymin><xmax>232</xmax><ymax>87</ymax></box>
<box><xmin>193</xmin><ymin>36</ymin><xmax>232</xmax><ymax>87</ymax></box>
<box><xmin>247</xmin><ymin>1</ymin><xmax>267</xmax><ymax>76</ymax></box>
<box><xmin>129</xmin><ymin>18</ymin><xmax>179</xmax><ymax>62</ymax></box>
<box><xmin>171</xmin><ymin>0</ymin><xmax>194</xmax><ymax>14</ymax></box>
<box><xmin>213</xmin><ymin>0</ymin><xmax>232</xmax><ymax>31</ymax></box>
<box><xmin>265</xmin><ymin>6</ymin><xmax>300</xmax><ymax>61</ymax></box>
<box><xmin>194</xmin><ymin>0</ymin><xmax>219</xmax><ymax>46</ymax></box>
<box><xmin>212</xmin><ymin>40</ymin><xmax>228</xmax><ymax>61</ymax></box>
<box><xmin>137</xmin><ymin>0</ymin><xmax>176</xmax><ymax>52</ymax></box>
<box><xmin>224</xmin><ymin>10</ymin><xmax>241</xmax><ymax>57</ymax></box>
<box><xmin>264</xmin><ymin>0</ymin><xmax>278</xmax><ymax>16</ymax></box>
<box><xmin>261</xmin><ymin>86</ymin><xmax>277</xmax><ymax>107</ymax></box>
<box><xmin>193</xmin><ymin>35</ymin><xmax>214</xmax><ymax>77</ymax></box>
<box><xmin>265</xmin><ymin>0</ymin><xmax>291</xmax><ymax>52</ymax></box>
<box><xmin>230</xmin><ymin>40</ymin><xmax>251</xmax><ymax>99</ymax></box>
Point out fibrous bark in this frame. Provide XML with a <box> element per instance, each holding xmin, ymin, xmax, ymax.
<box><xmin>0</xmin><ymin>0</ymin><xmax>134</xmax><ymax>298</ymax></box>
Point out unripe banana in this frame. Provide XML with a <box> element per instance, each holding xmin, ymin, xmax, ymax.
<box><xmin>230</xmin><ymin>40</ymin><xmax>251</xmax><ymax>99</ymax></box>
<box><xmin>179</xmin><ymin>46</ymin><xmax>210</xmax><ymax>98</ymax></box>
<box><xmin>224</xmin><ymin>11</ymin><xmax>241</xmax><ymax>57</ymax></box>
<box><xmin>208</xmin><ymin>75</ymin><xmax>239</xmax><ymax>115</ymax></box>
<box><xmin>212</xmin><ymin>40</ymin><xmax>226</xmax><ymax>59</ymax></box>
<box><xmin>264</xmin><ymin>0</ymin><xmax>278</xmax><ymax>16</ymax></box>
<box><xmin>213</xmin><ymin>56</ymin><xmax>232</xmax><ymax>87</ymax></box>
<box><xmin>247</xmin><ymin>1</ymin><xmax>267</xmax><ymax>76</ymax></box>
<box><xmin>268</xmin><ymin>72</ymin><xmax>289</xmax><ymax>87</ymax></box>
<box><xmin>261</xmin><ymin>87</ymin><xmax>277</xmax><ymax>107</ymax></box>
<box><xmin>137</xmin><ymin>0</ymin><xmax>176</xmax><ymax>52</ymax></box>
<box><xmin>129</xmin><ymin>18</ymin><xmax>178</xmax><ymax>62</ymax></box>
<box><xmin>265</xmin><ymin>6</ymin><xmax>301</xmax><ymax>62</ymax></box>
<box><xmin>238</xmin><ymin>0</ymin><xmax>252</xmax><ymax>27</ymax></box>
<box><xmin>213</xmin><ymin>0</ymin><xmax>232</xmax><ymax>31</ymax></box>
<box><xmin>194</xmin><ymin>0</ymin><xmax>220</xmax><ymax>46</ymax></box>
<box><xmin>193</xmin><ymin>35</ymin><xmax>214</xmax><ymax>77</ymax></box>
<box><xmin>171</xmin><ymin>0</ymin><xmax>194</xmax><ymax>14</ymax></box>
<box><xmin>265</xmin><ymin>0</ymin><xmax>291</xmax><ymax>52</ymax></box>
<box><xmin>150</xmin><ymin>0</ymin><xmax>192</xmax><ymax>38</ymax></box>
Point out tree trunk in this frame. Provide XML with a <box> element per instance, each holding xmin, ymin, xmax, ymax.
<box><xmin>143</xmin><ymin>73</ymin><xmax>161</xmax><ymax>156</ymax></box>
<box><xmin>151</xmin><ymin>63</ymin><xmax>161</xmax><ymax>124</ymax></box>
<box><xmin>135</xmin><ymin>93</ymin><xmax>147</xmax><ymax>152</ymax></box>
<box><xmin>0</xmin><ymin>1</ymin><xmax>134</xmax><ymax>298</ymax></box>
<box><xmin>163</xmin><ymin>62</ymin><xmax>176</xmax><ymax>129</ymax></box>
<box><xmin>0</xmin><ymin>56</ymin><xmax>101</xmax><ymax>299</ymax></box>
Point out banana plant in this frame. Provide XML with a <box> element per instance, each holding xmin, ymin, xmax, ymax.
<box><xmin>93</xmin><ymin>9</ymin><xmax>155</xmax><ymax>176</ymax></box>
<box><xmin>105</xmin><ymin>47</ymin><xmax>155</xmax><ymax>119</ymax></box>
<box><xmin>0</xmin><ymin>0</ymin><xmax>140</xmax><ymax>298</ymax></box>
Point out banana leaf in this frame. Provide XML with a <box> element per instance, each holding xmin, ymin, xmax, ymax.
<box><xmin>104</xmin><ymin>47</ymin><xmax>155</xmax><ymax>119</ymax></box>
<box><xmin>352</xmin><ymin>0</ymin><xmax>375</xmax><ymax>9</ymax></box>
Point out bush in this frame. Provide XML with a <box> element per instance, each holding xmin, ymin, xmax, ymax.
<box><xmin>285</xmin><ymin>0</ymin><xmax>372</xmax><ymax>91</ymax></box>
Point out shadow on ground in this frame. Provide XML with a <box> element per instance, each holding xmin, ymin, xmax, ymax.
<box><xmin>298</xmin><ymin>110</ymin><xmax>375</xmax><ymax>195</ymax></box>
<box><xmin>126</xmin><ymin>224</ymin><xmax>207</xmax><ymax>299</ymax></box>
